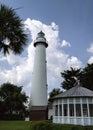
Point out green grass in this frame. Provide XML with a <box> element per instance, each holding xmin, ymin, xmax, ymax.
<box><xmin>0</xmin><ymin>121</ymin><xmax>31</xmax><ymax>130</ymax></box>
<box><xmin>0</xmin><ymin>121</ymin><xmax>93</xmax><ymax>130</ymax></box>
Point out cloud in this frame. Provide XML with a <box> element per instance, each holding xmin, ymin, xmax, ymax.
<box><xmin>61</xmin><ymin>40</ymin><xmax>71</xmax><ymax>47</ymax></box>
<box><xmin>67</xmin><ymin>56</ymin><xmax>83</xmax><ymax>69</ymax></box>
<box><xmin>87</xmin><ymin>43</ymin><xmax>93</xmax><ymax>53</ymax></box>
<box><xmin>0</xmin><ymin>18</ymin><xmax>83</xmax><ymax>96</ymax></box>
<box><xmin>87</xmin><ymin>43</ymin><xmax>93</xmax><ymax>64</ymax></box>
<box><xmin>88</xmin><ymin>56</ymin><xmax>93</xmax><ymax>64</ymax></box>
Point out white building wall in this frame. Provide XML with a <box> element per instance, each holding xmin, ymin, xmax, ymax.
<box><xmin>31</xmin><ymin>44</ymin><xmax>47</xmax><ymax>106</ymax></box>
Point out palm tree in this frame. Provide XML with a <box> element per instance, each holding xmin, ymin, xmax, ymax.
<box><xmin>0</xmin><ymin>4</ymin><xmax>27</xmax><ymax>55</ymax></box>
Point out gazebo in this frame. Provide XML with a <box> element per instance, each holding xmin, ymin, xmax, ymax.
<box><xmin>51</xmin><ymin>86</ymin><xmax>93</xmax><ymax>125</ymax></box>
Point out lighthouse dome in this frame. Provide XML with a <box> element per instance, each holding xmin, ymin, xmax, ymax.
<box><xmin>34</xmin><ymin>31</ymin><xmax>48</xmax><ymax>47</ymax></box>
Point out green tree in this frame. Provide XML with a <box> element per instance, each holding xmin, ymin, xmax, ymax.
<box><xmin>0</xmin><ymin>4</ymin><xmax>27</xmax><ymax>55</ymax></box>
<box><xmin>81</xmin><ymin>63</ymin><xmax>93</xmax><ymax>91</ymax></box>
<box><xmin>0</xmin><ymin>82</ymin><xmax>28</xmax><ymax>120</ymax></box>
<box><xmin>61</xmin><ymin>67</ymin><xmax>82</xmax><ymax>90</ymax></box>
<box><xmin>61</xmin><ymin>64</ymin><xmax>93</xmax><ymax>91</ymax></box>
<box><xmin>49</xmin><ymin>88</ymin><xmax>62</xmax><ymax>99</ymax></box>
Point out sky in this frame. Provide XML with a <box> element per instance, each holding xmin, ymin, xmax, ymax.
<box><xmin>0</xmin><ymin>0</ymin><xmax>93</xmax><ymax>96</ymax></box>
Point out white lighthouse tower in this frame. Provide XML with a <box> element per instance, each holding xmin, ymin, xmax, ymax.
<box><xmin>30</xmin><ymin>31</ymin><xmax>48</xmax><ymax>120</ymax></box>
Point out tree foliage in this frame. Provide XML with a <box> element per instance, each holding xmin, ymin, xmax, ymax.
<box><xmin>81</xmin><ymin>63</ymin><xmax>93</xmax><ymax>90</ymax></box>
<box><xmin>61</xmin><ymin>67</ymin><xmax>81</xmax><ymax>90</ymax></box>
<box><xmin>61</xmin><ymin>64</ymin><xmax>93</xmax><ymax>91</ymax></box>
<box><xmin>0</xmin><ymin>82</ymin><xmax>28</xmax><ymax>120</ymax></box>
<box><xmin>49</xmin><ymin>88</ymin><xmax>62</xmax><ymax>99</ymax></box>
<box><xmin>0</xmin><ymin>4</ymin><xmax>27</xmax><ymax>55</ymax></box>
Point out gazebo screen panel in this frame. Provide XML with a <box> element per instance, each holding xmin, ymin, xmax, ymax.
<box><xmin>63</xmin><ymin>98</ymin><xmax>67</xmax><ymax>104</ymax></box>
<box><xmin>59</xmin><ymin>104</ymin><xmax>62</xmax><ymax>116</ymax></box>
<box><xmin>89</xmin><ymin>104</ymin><xmax>93</xmax><ymax>117</ymax></box>
<box><xmin>76</xmin><ymin>104</ymin><xmax>81</xmax><ymax>116</ymax></box>
<box><xmin>55</xmin><ymin>105</ymin><xmax>58</xmax><ymax>116</ymax></box>
<box><xmin>82</xmin><ymin>104</ymin><xmax>88</xmax><ymax>117</ymax></box>
<box><xmin>75</xmin><ymin>98</ymin><xmax>80</xmax><ymax>103</ymax></box>
<box><xmin>82</xmin><ymin>98</ymin><xmax>86</xmax><ymax>103</ymax></box>
<box><xmin>88</xmin><ymin>98</ymin><xmax>92</xmax><ymax>103</ymax></box>
<box><xmin>69</xmin><ymin>104</ymin><xmax>74</xmax><ymax>116</ymax></box>
<box><xmin>69</xmin><ymin>98</ymin><xmax>73</xmax><ymax>103</ymax></box>
<box><xmin>63</xmin><ymin>104</ymin><xmax>67</xmax><ymax>116</ymax></box>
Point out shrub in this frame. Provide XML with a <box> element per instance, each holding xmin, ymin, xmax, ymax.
<box><xmin>84</xmin><ymin>126</ymin><xmax>93</xmax><ymax>130</ymax></box>
<box><xmin>30</xmin><ymin>121</ymin><xmax>93</xmax><ymax>130</ymax></box>
<box><xmin>30</xmin><ymin>121</ymin><xmax>74</xmax><ymax>130</ymax></box>
<box><xmin>72</xmin><ymin>126</ymin><xmax>84</xmax><ymax>130</ymax></box>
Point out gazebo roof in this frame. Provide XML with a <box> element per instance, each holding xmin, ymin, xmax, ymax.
<box><xmin>52</xmin><ymin>86</ymin><xmax>93</xmax><ymax>99</ymax></box>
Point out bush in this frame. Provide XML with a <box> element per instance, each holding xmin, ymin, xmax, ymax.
<box><xmin>72</xmin><ymin>126</ymin><xmax>84</xmax><ymax>130</ymax></box>
<box><xmin>0</xmin><ymin>114</ymin><xmax>24</xmax><ymax>120</ymax></box>
<box><xmin>30</xmin><ymin>121</ymin><xmax>74</xmax><ymax>130</ymax></box>
<box><xmin>30</xmin><ymin>121</ymin><xmax>52</xmax><ymax>130</ymax></box>
<box><xmin>84</xmin><ymin>126</ymin><xmax>93</xmax><ymax>130</ymax></box>
<box><xmin>30</xmin><ymin>120</ymin><xmax>93</xmax><ymax>130</ymax></box>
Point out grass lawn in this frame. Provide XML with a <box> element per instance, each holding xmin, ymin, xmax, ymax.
<box><xmin>0</xmin><ymin>121</ymin><xmax>93</xmax><ymax>130</ymax></box>
<box><xmin>0</xmin><ymin>121</ymin><xmax>31</xmax><ymax>130</ymax></box>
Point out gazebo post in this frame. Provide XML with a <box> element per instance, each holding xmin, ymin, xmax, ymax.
<box><xmin>62</xmin><ymin>102</ymin><xmax>63</xmax><ymax>123</ymax></box>
<box><xmin>74</xmin><ymin>98</ymin><xmax>76</xmax><ymax>124</ymax></box>
<box><xmin>58</xmin><ymin>101</ymin><xmax>59</xmax><ymax>117</ymax></box>
<box><xmin>87</xmin><ymin>98</ymin><xmax>90</xmax><ymax>125</ymax></box>
<box><xmin>67</xmin><ymin>98</ymin><xmax>70</xmax><ymax>124</ymax></box>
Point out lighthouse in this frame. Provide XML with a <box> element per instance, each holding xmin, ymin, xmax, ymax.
<box><xmin>30</xmin><ymin>31</ymin><xmax>48</xmax><ymax>120</ymax></box>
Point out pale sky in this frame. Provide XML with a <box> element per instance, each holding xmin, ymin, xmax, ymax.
<box><xmin>0</xmin><ymin>0</ymin><xmax>93</xmax><ymax>96</ymax></box>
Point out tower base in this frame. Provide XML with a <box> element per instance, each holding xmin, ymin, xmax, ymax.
<box><xmin>30</xmin><ymin>106</ymin><xmax>48</xmax><ymax>121</ymax></box>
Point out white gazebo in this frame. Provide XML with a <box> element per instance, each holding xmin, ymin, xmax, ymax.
<box><xmin>51</xmin><ymin>86</ymin><xmax>93</xmax><ymax>126</ymax></box>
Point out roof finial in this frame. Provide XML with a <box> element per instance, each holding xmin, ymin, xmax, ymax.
<box><xmin>74</xmin><ymin>77</ymin><xmax>81</xmax><ymax>87</ymax></box>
